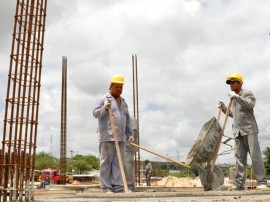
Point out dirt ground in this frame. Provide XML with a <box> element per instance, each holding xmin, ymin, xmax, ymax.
<box><xmin>32</xmin><ymin>177</ymin><xmax>270</xmax><ymax>202</ymax></box>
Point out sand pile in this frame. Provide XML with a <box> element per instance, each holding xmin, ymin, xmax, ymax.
<box><xmin>72</xmin><ymin>180</ymin><xmax>81</xmax><ymax>185</ymax></box>
<box><xmin>153</xmin><ymin>176</ymin><xmax>202</xmax><ymax>187</ymax></box>
<box><xmin>153</xmin><ymin>176</ymin><xmax>234</xmax><ymax>187</ymax></box>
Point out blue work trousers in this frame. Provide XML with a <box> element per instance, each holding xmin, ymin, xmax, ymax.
<box><xmin>234</xmin><ymin>133</ymin><xmax>267</xmax><ymax>187</ymax></box>
<box><xmin>99</xmin><ymin>141</ymin><xmax>126</xmax><ymax>192</ymax></box>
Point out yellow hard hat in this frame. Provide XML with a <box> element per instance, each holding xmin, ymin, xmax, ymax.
<box><xmin>226</xmin><ymin>73</ymin><xmax>243</xmax><ymax>84</ymax></box>
<box><xmin>110</xmin><ymin>74</ymin><xmax>125</xmax><ymax>84</ymax></box>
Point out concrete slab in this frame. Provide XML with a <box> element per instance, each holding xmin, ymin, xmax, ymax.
<box><xmin>33</xmin><ymin>186</ymin><xmax>270</xmax><ymax>202</ymax></box>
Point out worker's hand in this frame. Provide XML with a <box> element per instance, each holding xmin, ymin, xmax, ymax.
<box><xmin>217</xmin><ymin>101</ymin><xmax>225</xmax><ymax>110</ymax></box>
<box><xmin>128</xmin><ymin>136</ymin><xmax>134</xmax><ymax>143</ymax></box>
<box><xmin>104</xmin><ymin>99</ymin><xmax>111</xmax><ymax>111</ymax></box>
<box><xmin>228</xmin><ymin>91</ymin><xmax>238</xmax><ymax>99</ymax></box>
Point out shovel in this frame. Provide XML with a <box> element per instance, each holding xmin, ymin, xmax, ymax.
<box><xmin>108</xmin><ymin>108</ymin><xmax>129</xmax><ymax>193</ymax></box>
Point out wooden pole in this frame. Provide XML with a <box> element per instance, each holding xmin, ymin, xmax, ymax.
<box><xmin>108</xmin><ymin>108</ymin><xmax>129</xmax><ymax>193</ymax></box>
<box><xmin>211</xmin><ymin>98</ymin><xmax>233</xmax><ymax>172</ymax></box>
<box><xmin>129</xmin><ymin>143</ymin><xmax>190</xmax><ymax>168</ymax></box>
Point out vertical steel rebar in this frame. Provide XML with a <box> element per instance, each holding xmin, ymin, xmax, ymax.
<box><xmin>132</xmin><ymin>54</ymin><xmax>141</xmax><ymax>186</ymax></box>
<box><xmin>0</xmin><ymin>150</ymin><xmax>3</xmax><ymax>201</ymax></box>
<box><xmin>60</xmin><ymin>56</ymin><xmax>67</xmax><ymax>184</ymax></box>
<box><xmin>0</xmin><ymin>0</ymin><xmax>47</xmax><ymax>201</ymax></box>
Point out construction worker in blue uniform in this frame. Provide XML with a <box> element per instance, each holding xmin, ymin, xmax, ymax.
<box><xmin>218</xmin><ymin>73</ymin><xmax>267</xmax><ymax>190</ymax></box>
<box><xmin>93</xmin><ymin>74</ymin><xmax>134</xmax><ymax>193</ymax></box>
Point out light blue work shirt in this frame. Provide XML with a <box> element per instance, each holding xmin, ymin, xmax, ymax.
<box><xmin>93</xmin><ymin>92</ymin><xmax>133</xmax><ymax>142</ymax></box>
<box><xmin>224</xmin><ymin>89</ymin><xmax>259</xmax><ymax>137</ymax></box>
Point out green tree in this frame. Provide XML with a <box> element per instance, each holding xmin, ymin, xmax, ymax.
<box><xmin>70</xmin><ymin>154</ymin><xmax>99</xmax><ymax>174</ymax></box>
<box><xmin>263</xmin><ymin>147</ymin><xmax>270</xmax><ymax>178</ymax></box>
<box><xmin>177</xmin><ymin>168</ymin><xmax>198</xmax><ymax>178</ymax></box>
<box><xmin>35</xmin><ymin>152</ymin><xmax>58</xmax><ymax>170</ymax></box>
<box><xmin>169</xmin><ymin>163</ymin><xmax>177</xmax><ymax>170</ymax></box>
<box><xmin>263</xmin><ymin>147</ymin><xmax>270</xmax><ymax>164</ymax></box>
<box><xmin>155</xmin><ymin>168</ymin><xmax>165</xmax><ymax>177</ymax></box>
<box><xmin>160</xmin><ymin>164</ymin><xmax>168</xmax><ymax>170</ymax></box>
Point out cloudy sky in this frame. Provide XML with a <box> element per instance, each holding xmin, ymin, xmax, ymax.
<box><xmin>1</xmin><ymin>0</ymin><xmax>270</xmax><ymax>166</ymax></box>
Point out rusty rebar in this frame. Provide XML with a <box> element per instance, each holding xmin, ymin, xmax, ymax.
<box><xmin>60</xmin><ymin>56</ymin><xmax>67</xmax><ymax>184</ymax></box>
<box><xmin>0</xmin><ymin>0</ymin><xmax>47</xmax><ymax>201</ymax></box>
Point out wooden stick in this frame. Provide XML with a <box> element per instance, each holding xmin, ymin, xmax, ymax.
<box><xmin>216</xmin><ymin>107</ymin><xmax>222</xmax><ymax>122</ymax></box>
<box><xmin>211</xmin><ymin>98</ymin><xmax>232</xmax><ymax>172</ymax></box>
<box><xmin>129</xmin><ymin>142</ymin><xmax>190</xmax><ymax>168</ymax></box>
<box><xmin>108</xmin><ymin>108</ymin><xmax>129</xmax><ymax>193</ymax></box>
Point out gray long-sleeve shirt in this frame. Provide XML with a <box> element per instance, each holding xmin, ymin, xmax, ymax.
<box><xmin>223</xmin><ymin>89</ymin><xmax>259</xmax><ymax>137</ymax></box>
<box><xmin>93</xmin><ymin>92</ymin><xmax>133</xmax><ymax>142</ymax></box>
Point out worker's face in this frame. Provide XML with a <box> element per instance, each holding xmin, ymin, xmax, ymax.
<box><xmin>229</xmin><ymin>81</ymin><xmax>242</xmax><ymax>92</ymax></box>
<box><xmin>110</xmin><ymin>83</ymin><xmax>123</xmax><ymax>98</ymax></box>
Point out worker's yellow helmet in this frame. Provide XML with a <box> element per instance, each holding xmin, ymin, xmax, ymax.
<box><xmin>110</xmin><ymin>74</ymin><xmax>125</xmax><ymax>84</ymax></box>
<box><xmin>226</xmin><ymin>73</ymin><xmax>243</xmax><ymax>84</ymax></box>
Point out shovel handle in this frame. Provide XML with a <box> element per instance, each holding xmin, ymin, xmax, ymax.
<box><xmin>108</xmin><ymin>108</ymin><xmax>129</xmax><ymax>193</ymax></box>
<box><xmin>129</xmin><ymin>142</ymin><xmax>190</xmax><ymax>168</ymax></box>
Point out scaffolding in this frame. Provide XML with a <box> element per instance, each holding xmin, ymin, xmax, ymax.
<box><xmin>0</xmin><ymin>0</ymin><xmax>47</xmax><ymax>201</ymax></box>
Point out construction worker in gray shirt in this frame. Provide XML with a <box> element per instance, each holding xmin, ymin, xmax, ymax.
<box><xmin>93</xmin><ymin>74</ymin><xmax>134</xmax><ymax>193</ymax></box>
<box><xmin>218</xmin><ymin>73</ymin><xmax>267</xmax><ymax>190</ymax></box>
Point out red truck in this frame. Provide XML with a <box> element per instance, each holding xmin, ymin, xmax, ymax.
<box><xmin>40</xmin><ymin>169</ymin><xmax>60</xmax><ymax>184</ymax></box>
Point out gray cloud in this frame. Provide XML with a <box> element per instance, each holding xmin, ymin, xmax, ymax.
<box><xmin>1</xmin><ymin>0</ymin><xmax>270</xmax><ymax>165</ymax></box>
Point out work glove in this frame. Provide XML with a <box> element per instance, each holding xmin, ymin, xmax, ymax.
<box><xmin>127</xmin><ymin>136</ymin><xmax>134</xmax><ymax>143</ymax></box>
<box><xmin>217</xmin><ymin>101</ymin><xmax>225</xmax><ymax>110</ymax></box>
<box><xmin>228</xmin><ymin>91</ymin><xmax>239</xmax><ymax>99</ymax></box>
<box><xmin>104</xmin><ymin>99</ymin><xmax>111</xmax><ymax>111</ymax></box>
